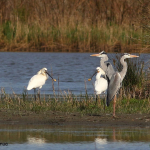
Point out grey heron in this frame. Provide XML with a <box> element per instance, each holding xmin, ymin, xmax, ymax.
<box><xmin>90</xmin><ymin>51</ymin><xmax>115</xmax><ymax>81</ymax></box>
<box><xmin>90</xmin><ymin>52</ymin><xmax>139</xmax><ymax>118</ymax></box>
<box><xmin>27</xmin><ymin>68</ymin><xmax>56</xmax><ymax>101</ymax></box>
<box><xmin>107</xmin><ymin>53</ymin><xmax>139</xmax><ymax>117</ymax></box>
<box><xmin>88</xmin><ymin>67</ymin><xmax>108</xmax><ymax>104</ymax></box>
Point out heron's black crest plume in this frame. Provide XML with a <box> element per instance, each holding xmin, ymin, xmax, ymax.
<box><xmin>123</xmin><ymin>53</ymin><xmax>130</xmax><ymax>56</ymax></box>
<box><xmin>100</xmin><ymin>51</ymin><xmax>107</xmax><ymax>55</ymax></box>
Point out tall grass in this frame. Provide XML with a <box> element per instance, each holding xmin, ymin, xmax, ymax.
<box><xmin>0</xmin><ymin>90</ymin><xmax>149</xmax><ymax>116</ymax></box>
<box><xmin>0</xmin><ymin>0</ymin><xmax>149</xmax><ymax>52</ymax></box>
<box><xmin>1</xmin><ymin>22</ymin><xmax>143</xmax><ymax>52</ymax></box>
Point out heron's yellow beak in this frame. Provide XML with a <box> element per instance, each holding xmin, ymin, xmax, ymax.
<box><xmin>130</xmin><ymin>55</ymin><xmax>139</xmax><ymax>58</ymax></box>
<box><xmin>88</xmin><ymin>78</ymin><xmax>91</xmax><ymax>81</ymax></box>
<box><xmin>90</xmin><ymin>54</ymin><xmax>100</xmax><ymax>56</ymax></box>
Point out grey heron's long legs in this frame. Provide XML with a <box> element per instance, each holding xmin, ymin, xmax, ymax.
<box><xmin>113</xmin><ymin>95</ymin><xmax>116</xmax><ymax>117</ymax></box>
<box><xmin>113</xmin><ymin>95</ymin><xmax>119</xmax><ymax>118</ymax></box>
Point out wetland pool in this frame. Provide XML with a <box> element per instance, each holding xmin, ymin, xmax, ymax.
<box><xmin>0</xmin><ymin>52</ymin><xmax>149</xmax><ymax>95</ymax></box>
<box><xmin>0</xmin><ymin>125</ymin><xmax>150</xmax><ymax>150</ymax></box>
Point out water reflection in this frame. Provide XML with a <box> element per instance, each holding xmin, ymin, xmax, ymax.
<box><xmin>0</xmin><ymin>125</ymin><xmax>150</xmax><ymax>144</ymax></box>
<box><xmin>0</xmin><ymin>125</ymin><xmax>150</xmax><ymax>149</ymax></box>
<box><xmin>95</xmin><ymin>138</ymin><xmax>107</xmax><ymax>149</ymax></box>
<box><xmin>27</xmin><ymin>136</ymin><xmax>46</xmax><ymax>145</ymax></box>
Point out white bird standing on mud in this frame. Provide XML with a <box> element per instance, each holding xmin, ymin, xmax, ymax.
<box><xmin>27</xmin><ymin>68</ymin><xmax>56</xmax><ymax>101</ymax></box>
<box><xmin>88</xmin><ymin>67</ymin><xmax>108</xmax><ymax>103</ymax></box>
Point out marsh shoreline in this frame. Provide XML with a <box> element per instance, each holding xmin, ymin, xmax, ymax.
<box><xmin>1</xmin><ymin>110</ymin><xmax>150</xmax><ymax>128</ymax></box>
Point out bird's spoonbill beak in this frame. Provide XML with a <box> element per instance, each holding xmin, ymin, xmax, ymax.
<box><xmin>130</xmin><ymin>55</ymin><xmax>139</xmax><ymax>58</ymax></box>
<box><xmin>90</xmin><ymin>53</ymin><xmax>100</xmax><ymax>57</ymax></box>
<box><xmin>88</xmin><ymin>71</ymin><xmax>97</xmax><ymax>81</ymax></box>
<box><xmin>45</xmin><ymin>71</ymin><xmax>56</xmax><ymax>81</ymax></box>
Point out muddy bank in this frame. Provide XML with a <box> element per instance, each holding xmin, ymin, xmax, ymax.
<box><xmin>0</xmin><ymin>110</ymin><xmax>150</xmax><ymax>128</ymax></box>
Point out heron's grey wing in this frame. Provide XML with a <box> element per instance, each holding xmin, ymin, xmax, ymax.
<box><xmin>105</xmin><ymin>62</ymin><xmax>115</xmax><ymax>80</ymax></box>
<box><xmin>106</xmin><ymin>72</ymin><xmax>121</xmax><ymax>106</ymax></box>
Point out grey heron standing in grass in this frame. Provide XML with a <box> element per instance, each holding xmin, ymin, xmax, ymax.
<box><xmin>27</xmin><ymin>68</ymin><xmax>56</xmax><ymax>101</ymax></box>
<box><xmin>90</xmin><ymin>51</ymin><xmax>115</xmax><ymax>110</ymax></box>
<box><xmin>90</xmin><ymin>52</ymin><xmax>139</xmax><ymax>118</ymax></box>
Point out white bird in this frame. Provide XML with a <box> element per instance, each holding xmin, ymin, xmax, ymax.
<box><xmin>88</xmin><ymin>67</ymin><xmax>108</xmax><ymax>103</ymax></box>
<box><xmin>27</xmin><ymin>68</ymin><xmax>56</xmax><ymax>100</ymax></box>
<box><xmin>95</xmin><ymin>67</ymin><xmax>108</xmax><ymax>95</ymax></box>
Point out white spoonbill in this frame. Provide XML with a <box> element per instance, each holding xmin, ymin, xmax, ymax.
<box><xmin>88</xmin><ymin>67</ymin><xmax>108</xmax><ymax>103</ymax></box>
<box><xmin>27</xmin><ymin>68</ymin><xmax>56</xmax><ymax>100</ymax></box>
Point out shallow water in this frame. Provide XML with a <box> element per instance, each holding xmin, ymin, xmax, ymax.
<box><xmin>0</xmin><ymin>52</ymin><xmax>149</xmax><ymax>95</ymax></box>
<box><xmin>0</xmin><ymin>125</ymin><xmax>150</xmax><ymax>150</ymax></box>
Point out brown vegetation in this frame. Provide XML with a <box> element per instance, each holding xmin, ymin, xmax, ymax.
<box><xmin>0</xmin><ymin>0</ymin><xmax>150</xmax><ymax>52</ymax></box>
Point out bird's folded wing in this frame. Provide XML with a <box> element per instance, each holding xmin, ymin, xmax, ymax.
<box><xmin>105</xmin><ymin>62</ymin><xmax>115</xmax><ymax>81</ymax></box>
<box><xmin>27</xmin><ymin>75</ymin><xmax>46</xmax><ymax>90</ymax></box>
<box><xmin>106</xmin><ymin>72</ymin><xmax>121</xmax><ymax>106</ymax></box>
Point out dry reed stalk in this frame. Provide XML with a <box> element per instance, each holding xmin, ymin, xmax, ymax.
<box><xmin>0</xmin><ymin>0</ymin><xmax>148</xmax><ymax>52</ymax></box>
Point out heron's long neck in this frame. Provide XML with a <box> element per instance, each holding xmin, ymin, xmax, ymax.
<box><xmin>100</xmin><ymin>56</ymin><xmax>108</xmax><ymax>72</ymax></box>
<box><xmin>119</xmin><ymin>56</ymin><xmax>127</xmax><ymax>81</ymax></box>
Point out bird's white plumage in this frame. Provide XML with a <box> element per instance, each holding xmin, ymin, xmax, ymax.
<box><xmin>27</xmin><ymin>68</ymin><xmax>48</xmax><ymax>90</ymax></box>
<box><xmin>95</xmin><ymin>78</ymin><xmax>108</xmax><ymax>95</ymax></box>
<box><xmin>27</xmin><ymin>74</ymin><xmax>47</xmax><ymax>90</ymax></box>
<box><xmin>95</xmin><ymin>67</ymin><xmax>108</xmax><ymax>95</ymax></box>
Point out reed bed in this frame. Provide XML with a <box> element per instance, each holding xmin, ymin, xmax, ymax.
<box><xmin>0</xmin><ymin>91</ymin><xmax>149</xmax><ymax>116</ymax></box>
<box><xmin>0</xmin><ymin>0</ymin><xmax>149</xmax><ymax>52</ymax></box>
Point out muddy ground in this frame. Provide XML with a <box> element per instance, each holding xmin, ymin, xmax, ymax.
<box><xmin>0</xmin><ymin>110</ymin><xmax>150</xmax><ymax>128</ymax></box>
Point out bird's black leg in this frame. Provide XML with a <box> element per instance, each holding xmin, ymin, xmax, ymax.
<box><xmin>38</xmin><ymin>89</ymin><xmax>40</xmax><ymax>101</ymax></box>
<box><xmin>34</xmin><ymin>88</ymin><xmax>36</xmax><ymax>101</ymax></box>
<box><xmin>95</xmin><ymin>95</ymin><xmax>98</xmax><ymax>105</ymax></box>
<box><xmin>103</xmin><ymin>97</ymin><xmax>106</xmax><ymax>112</ymax></box>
